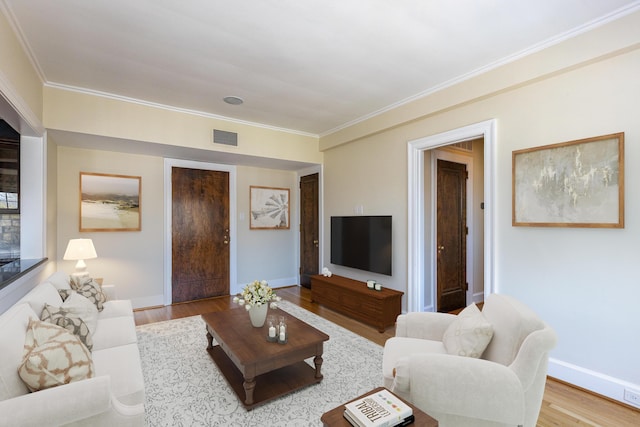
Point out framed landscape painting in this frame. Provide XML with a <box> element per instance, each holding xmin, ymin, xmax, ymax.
<box><xmin>250</xmin><ymin>186</ymin><xmax>290</xmax><ymax>229</ymax></box>
<box><xmin>512</xmin><ymin>133</ymin><xmax>624</xmax><ymax>228</ymax></box>
<box><xmin>80</xmin><ymin>172</ymin><xmax>141</xmax><ymax>232</ymax></box>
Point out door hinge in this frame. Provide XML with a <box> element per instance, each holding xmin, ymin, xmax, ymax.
<box><xmin>465</xmin><ymin>226</ymin><xmax>469</xmax><ymax>235</ymax></box>
<box><xmin>465</xmin><ymin>282</ymin><xmax>469</xmax><ymax>291</ymax></box>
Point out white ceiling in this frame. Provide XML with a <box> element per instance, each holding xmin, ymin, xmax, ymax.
<box><xmin>3</xmin><ymin>0</ymin><xmax>639</xmax><ymax>137</ymax></box>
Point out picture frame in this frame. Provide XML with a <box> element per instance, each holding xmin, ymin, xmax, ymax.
<box><xmin>80</xmin><ymin>172</ymin><xmax>141</xmax><ymax>232</ymax></box>
<box><xmin>512</xmin><ymin>133</ymin><xmax>624</xmax><ymax>228</ymax></box>
<box><xmin>250</xmin><ymin>186</ymin><xmax>290</xmax><ymax>229</ymax></box>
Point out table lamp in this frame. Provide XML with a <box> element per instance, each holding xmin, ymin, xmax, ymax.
<box><xmin>63</xmin><ymin>238</ymin><xmax>98</xmax><ymax>278</ymax></box>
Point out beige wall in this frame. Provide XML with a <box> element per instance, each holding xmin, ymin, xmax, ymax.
<box><xmin>0</xmin><ymin>11</ymin><xmax>43</xmax><ymax>131</ymax></box>
<box><xmin>320</xmin><ymin>10</ymin><xmax>640</xmax><ymax>405</ymax></box>
<box><xmin>56</xmin><ymin>145</ymin><xmax>302</xmax><ymax>306</ymax></box>
<box><xmin>43</xmin><ymin>86</ymin><xmax>322</xmax><ymax>165</ymax></box>
<box><xmin>56</xmin><ymin>145</ymin><xmax>165</xmax><ymax>306</ymax></box>
<box><xmin>236</xmin><ymin>166</ymin><xmax>298</xmax><ymax>287</ymax></box>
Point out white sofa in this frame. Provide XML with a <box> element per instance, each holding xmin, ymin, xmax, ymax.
<box><xmin>0</xmin><ymin>271</ymin><xmax>145</xmax><ymax>427</ymax></box>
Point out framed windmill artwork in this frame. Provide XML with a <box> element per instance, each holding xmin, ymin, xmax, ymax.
<box><xmin>249</xmin><ymin>186</ymin><xmax>290</xmax><ymax>230</ymax></box>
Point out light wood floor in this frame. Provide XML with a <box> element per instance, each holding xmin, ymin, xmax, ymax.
<box><xmin>134</xmin><ymin>286</ymin><xmax>639</xmax><ymax>426</ymax></box>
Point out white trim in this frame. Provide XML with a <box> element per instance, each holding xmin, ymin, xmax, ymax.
<box><xmin>548</xmin><ymin>358</ymin><xmax>640</xmax><ymax>409</ymax></box>
<box><xmin>0</xmin><ymin>69</ymin><xmax>44</xmax><ymax>136</ymax></box>
<box><xmin>130</xmin><ymin>294</ymin><xmax>164</xmax><ymax>311</ymax></box>
<box><xmin>45</xmin><ymin>82</ymin><xmax>318</xmax><ymax>139</ymax></box>
<box><xmin>407</xmin><ymin>119</ymin><xmax>496</xmax><ymax>312</ymax></box>
<box><xmin>20</xmin><ymin>135</ymin><xmax>46</xmax><ymax>258</ymax></box>
<box><xmin>163</xmin><ymin>159</ymin><xmax>237</xmax><ymax>305</ymax></box>
<box><xmin>431</xmin><ymin>149</ymin><xmax>474</xmax><ymax>310</ymax></box>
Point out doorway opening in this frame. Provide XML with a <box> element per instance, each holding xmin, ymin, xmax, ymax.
<box><xmin>407</xmin><ymin>120</ymin><xmax>496</xmax><ymax>312</ymax></box>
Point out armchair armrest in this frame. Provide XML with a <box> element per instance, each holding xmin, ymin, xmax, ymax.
<box><xmin>395</xmin><ymin>312</ymin><xmax>457</xmax><ymax>340</ymax></box>
<box><xmin>392</xmin><ymin>354</ymin><xmax>525</xmax><ymax>425</ymax></box>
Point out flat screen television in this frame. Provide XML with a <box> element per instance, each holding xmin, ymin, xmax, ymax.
<box><xmin>330</xmin><ymin>215</ymin><xmax>392</xmax><ymax>276</ymax></box>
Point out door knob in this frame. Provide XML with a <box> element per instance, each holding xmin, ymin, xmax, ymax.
<box><xmin>313</xmin><ymin>239</ymin><xmax>319</xmax><ymax>247</ymax></box>
<box><xmin>437</xmin><ymin>245</ymin><xmax>445</xmax><ymax>254</ymax></box>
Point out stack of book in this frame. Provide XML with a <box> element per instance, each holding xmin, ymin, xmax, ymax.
<box><xmin>343</xmin><ymin>389</ymin><xmax>414</xmax><ymax>427</ymax></box>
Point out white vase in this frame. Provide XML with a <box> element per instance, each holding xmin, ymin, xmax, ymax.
<box><xmin>248</xmin><ymin>304</ymin><xmax>268</xmax><ymax>327</ymax></box>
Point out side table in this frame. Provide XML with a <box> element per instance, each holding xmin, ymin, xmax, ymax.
<box><xmin>321</xmin><ymin>387</ymin><xmax>438</xmax><ymax>426</ymax></box>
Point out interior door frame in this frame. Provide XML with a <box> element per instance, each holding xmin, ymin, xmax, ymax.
<box><xmin>163</xmin><ymin>159</ymin><xmax>237</xmax><ymax>305</ymax></box>
<box><xmin>431</xmin><ymin>150</ymin><xmax>474</xmax><ymax>311</ymax></box>
<box><xmin>297</xmin><ymin>165</ymin><xmax>323</xmax><ymax>284</ymax></box>
<box><xmin>407</xmin><ymin>119</ymin><xmax>496</xmax><ymax>312</ymax></box>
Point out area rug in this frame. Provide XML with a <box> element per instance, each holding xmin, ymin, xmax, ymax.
<box><xmin>136</xmin><ymin>300</ymin><xmax>384</xmax><ymax>426</ymax></box>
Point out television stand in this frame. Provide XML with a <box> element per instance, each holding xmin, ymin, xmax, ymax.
<box><xmin>310</xmin><ymin>274</ymin><xmax>403</xmax><ymax>332</ymax></box>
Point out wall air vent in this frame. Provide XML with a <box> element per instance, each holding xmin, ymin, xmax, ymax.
<box><xmin>213</xmin><ymin>129</ymin><xmax>238</xmax><ymax>146</ymax></box>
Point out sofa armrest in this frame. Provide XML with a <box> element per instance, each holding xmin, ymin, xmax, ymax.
<box><xmin>0</xmin><ymin>376</ymin><xmax>141</xmax><ymax>427</ymax></box>
<box><xmin>395</xmin><ymin>312</ymin><xmax>457</xmax><ymax>340</ymax></box>
<box><xmin>392</xmin><ymin>354</ymin><xmax>525</xmax><ymax>425</ymax></box>
<box><xmin>102</xmin><ymin>284</ymin><xmax>117</xmax><ymax>300</ymax></box>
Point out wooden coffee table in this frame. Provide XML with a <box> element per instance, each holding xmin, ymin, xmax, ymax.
<box><xmin>321</xmin><ymin>387</ymin><xmax>438</xmax><ymax>426</ymax></box>
<box><xmin>202</xmin><ymin>308</ymin><xmax>329</xmax><ymax>410</ymax></box>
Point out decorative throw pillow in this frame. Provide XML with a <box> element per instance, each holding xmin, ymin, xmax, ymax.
<box><xmin>58</xmin><ymin>289</ymin><xmax>73</xmax><ymax>302</ymax></box>
<box><xmin>60</xmin><ymin>291</ymin><xmax>99</xmax><ymax>336</ymax></box>
<box><xmin>41</xmin><ymin>304</ymin><xmax>93</xmax><ymax>350</ymax></box>
<box><xmin>70</xmin><ymin>276</ymin><xmax>107</xmax><ymax>312</ymax></box>
<box><xmin>443</xmin><ymin>303</ymin><xmax>494</xmax><ymax>358</ymax></box>
<box><xmin>18</xmin><ymin>319</ymin><xmax>94</xmax><ymax>392</ymax></box>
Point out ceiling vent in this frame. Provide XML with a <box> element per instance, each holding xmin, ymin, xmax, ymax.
<box><xmin>213</xmin><ymin>129</ymin><xmax>238</xmax><ymax>146</ymax></box>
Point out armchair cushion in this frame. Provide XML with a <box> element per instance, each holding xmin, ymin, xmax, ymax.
<box><xmin>442</xmin><ymin>303</ymin><xmax>493</xmax><ymax>358</ymax></box>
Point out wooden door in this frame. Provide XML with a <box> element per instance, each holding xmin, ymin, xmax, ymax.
<box><xmin>436</xmin><ymin>160</ymin><xmax>467</xmax><ymax>312</ymax></box>
<box><xmin>299</xmin><ymin>173</ymin><xmax>319</xmax><ymax>288</ymax></box>
<box><xmin>171</xmin><ymin>167</ymin><xmax>230</xmax><ymax>303</ymax></box>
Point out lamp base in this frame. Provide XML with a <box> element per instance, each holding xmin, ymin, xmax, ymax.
<box><xmin>70</xmin><ymin>271</ymin><xmax>91</xmax><ymax>280</ymax></box>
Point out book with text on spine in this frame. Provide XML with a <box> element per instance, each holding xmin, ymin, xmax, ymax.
<box><xmin>343</xmin><ymin>389</ymin><xmax>413</xmax><ymax>427</ymax></box>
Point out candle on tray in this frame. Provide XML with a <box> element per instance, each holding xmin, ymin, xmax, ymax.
<box><xmin>268</xmin><ymin>326</ymin><xmax>276</xmax><ymax>338</ymax></box>
<box><xmin>374</xmin><ymin>283</ymin><xmax>382</xmax><ymax>291</ymax></box>
<box><xmin>279</xmin><ymin>331</ymin><xmax>286</xmax><ymax>341</ymax></box>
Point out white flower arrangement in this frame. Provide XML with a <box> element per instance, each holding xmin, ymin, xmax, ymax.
<box><xmin>233</xmin><ymin>280</ymin><xmax>281</xmax><ymax>311</ymax></box>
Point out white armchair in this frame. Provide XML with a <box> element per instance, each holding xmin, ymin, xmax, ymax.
<box><xmin>383</xmin><ymin>294</ymin><xmax>557</xmax><ymax>427</ymax></box>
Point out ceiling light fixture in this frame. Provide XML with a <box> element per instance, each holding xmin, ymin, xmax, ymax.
<box><xmin>223</xmin><ymin>96</ymin><xmax>244</xmax><ymax>105</ymax></box>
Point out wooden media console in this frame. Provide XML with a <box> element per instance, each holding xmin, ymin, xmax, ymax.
<box><xmin>310</xmin><ymin>274</ymin><xmax>403</xmax><ymax>332</ymax></box>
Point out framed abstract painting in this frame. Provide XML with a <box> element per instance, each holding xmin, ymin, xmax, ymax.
<box><xmin>512</xmin><ymin>133</ymin><xmax>624</xmax><ymax>228</ymax></box>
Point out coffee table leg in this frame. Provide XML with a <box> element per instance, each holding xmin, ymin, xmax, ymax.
<box><xmin>313</xmin><ymin>355</ymin><xmax>324</xmax><ymax>379</ymax></box>
<box><xmin>243</xmin><ymin>376</ymin><xmax>256</xmax><ymax>405</ymax></box>
<box><xmin>206</xmin><ymin>330</ymin><xmax>213</xmax><ymax>350</ymax></box>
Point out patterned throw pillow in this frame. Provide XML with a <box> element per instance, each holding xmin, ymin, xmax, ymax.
<box><xmin>442</xmin><ymin>303</ymin><xmax>494</xmax><ymax>358</ymax></box>
<box><xmin>41</xmin><ymin>304</ymin><xmax>93</xmax><ymax>350</ymax></box>
<box><xmin>18</xmin><ymin>319</ymin><xmax>94</xmax><ymax>392</ymax></box>
<box><xmin>60</xmin><ymin>291</ymin><xmax>99</xmax><ymax>335</ymax></box>
<box><xmin>70</xmin><ymin>276</ymin><xmax>107</xmax><ymax>312</ymax></box>
<box><xmin>58</xmin><ymin>289</ymin><xmax>73</xmax><ymax>301</ymax></box>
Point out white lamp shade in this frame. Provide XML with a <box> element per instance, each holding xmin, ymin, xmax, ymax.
<box><xmin>63</xmin><ymin>239</ymin><xmax>98</xmax><ymax>261</ymax></box>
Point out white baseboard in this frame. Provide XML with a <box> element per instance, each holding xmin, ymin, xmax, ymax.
<box><xmin>131</xmin><ymin>294</ymin><xmax>164</xmax><ymax>310</ymax></box>
<box><xmin>259</xmin><ymin>277</ymin><xmax>298</xmax><ymax>289</ymax></box>
<box><xmin>548</xmin><ymin>357</ymin><xmax>640</xmax><ymax>408</ymax></box>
